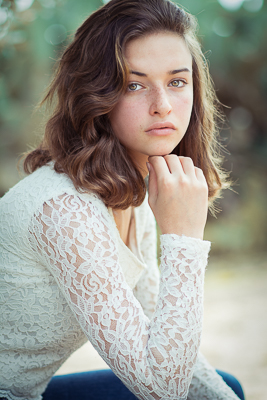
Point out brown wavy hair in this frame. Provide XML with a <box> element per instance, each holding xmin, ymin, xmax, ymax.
<box><xmin>24</xmin><ymin>0</ymin><xmax>229</xmax><ymax>211</ymax></box>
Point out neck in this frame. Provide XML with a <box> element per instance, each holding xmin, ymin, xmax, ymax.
<box><xmin>128</xmin><ymin>153</ymin><xmax>149</xmax><ymax>179</ymax></box>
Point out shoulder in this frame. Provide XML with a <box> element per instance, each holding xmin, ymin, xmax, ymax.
<box><xmin>1</xmin><ymin>163</ymin><xmax>71</xmax><ymax>201</ymax></box>
<box><xmin>1</xmin><ymin>163</ymin><xmax>102</xmax><ymax>206</ymax></box>
<box><xmin>0</xmin><ymin>164</ymin><xmax>110</xmax><ymax>234</ymax></box>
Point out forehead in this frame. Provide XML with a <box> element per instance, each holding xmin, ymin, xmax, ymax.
<box><xmin>124</xmin><ymin>32</ymin><xmax>192</xmax><ymax>73</ymax></box>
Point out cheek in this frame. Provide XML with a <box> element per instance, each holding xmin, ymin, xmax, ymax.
<box><xmin>110</xmin><ymin>101</ymin><xmax>140</xmax><ymax>142</ymax></box>
<box><xmin>174</xmin><ymin>95</ymin><xmax>193</xmax><ymax>121</ymax></box>
<box><xmin>115</xmin><ymin>101</ymin><xmax>144</xmax><ymax>130</ymax></box>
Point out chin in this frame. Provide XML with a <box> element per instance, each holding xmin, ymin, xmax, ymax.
<box><xmin>149</xmin><ymin>146</ymin><xmax>177</xmax><ymax>157</ymax></box>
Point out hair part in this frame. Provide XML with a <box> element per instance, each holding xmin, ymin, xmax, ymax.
<box><xmin>23</xmin><ymin>0</ymin><xmax>230</xmax><ymax>212</ymax></box>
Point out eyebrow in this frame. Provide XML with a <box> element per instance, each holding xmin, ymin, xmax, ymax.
<box><xmin>130</xmin><ymin>68</ymin><xmax>191</xmax><ymax>77</ymax></box>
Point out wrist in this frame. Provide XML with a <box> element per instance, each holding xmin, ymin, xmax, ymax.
<box><xmin>160</xmin><ymin>227</ymin><xmax>204</xmax><ymax>241</ymax></box>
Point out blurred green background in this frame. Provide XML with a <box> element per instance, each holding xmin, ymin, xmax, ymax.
<box><xmin>0</xmin><ymin>0</ymin><xmax>267</xmax><ymax>255</ymax></box>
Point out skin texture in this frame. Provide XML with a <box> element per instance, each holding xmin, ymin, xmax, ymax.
<box><xmin>110</xmin><ymin>32</ymin><xmax>208</xmax><ymax>241</ymax></box>
<box><xmin>110</xmin><ymin>32</ymin><xmax>194</xmax><ymax>174</ymax></box>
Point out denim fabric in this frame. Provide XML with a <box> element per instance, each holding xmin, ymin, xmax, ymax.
<box><xmin>42</xmin><ymin>368</ymin><xmax>245</xmax><ymax>400</ymax></box>
<box><xmin>216</xmin><ymin>369</ymin><xmax>245</xmax><ymax>400</ymax></box>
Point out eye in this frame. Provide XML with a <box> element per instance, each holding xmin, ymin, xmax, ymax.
<box><xmin>169</xmin><ymin>79</ymin><xmax>186</xmax><ymax>88</ymax></box>
<box><xmin>128</xmin><ymin>83</ymin><xmax>142</xmax><ymax>91</ymax></box>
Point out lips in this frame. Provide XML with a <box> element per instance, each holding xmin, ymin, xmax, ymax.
<box><xmin>145</xmin><ymin>121</ymin><xmax>176</xmax><ymax>136</ymax></box>
<box><xmin>145</xmin><ymin>122</ymin><xmax>176</xmax><ymax>132</ymax></box>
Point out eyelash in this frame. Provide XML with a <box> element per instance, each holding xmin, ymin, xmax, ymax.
<box><xmin>170</xmin><ymin>79</ymin><xmax>187</xmax><ymax>88</ymax></box>
<box><xmin>128</xmin><ymin>83</ymin><xmax>143</xmax><ymax>91</ymax></box>
<box><xmin>127</xmin><ymin>79</ymin><xmax>187</xmax><ymax>91</ymax></box>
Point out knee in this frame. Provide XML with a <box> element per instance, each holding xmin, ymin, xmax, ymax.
<box><xmin>216</xmin><ymin>369</ymin><xmax>245</xmax><ymax>400</ymax></box>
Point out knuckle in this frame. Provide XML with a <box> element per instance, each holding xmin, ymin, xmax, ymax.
<box><xmin>149</xmin><ymin>155</ymin><xmax>162</xmax><ymax>164</ymax></box>
<box><xmin>164</xmin><ymin>154</ymin><xmax>177</xmax><ymax>159</ymax></box>
<box><xmin>178</xmin><ymin>176</ymin><xmax>189</xmax><ymax>188</ymax></box>
<box><xmin>183</xmin><ymin>156</ymin><xmax>194</xmax><ymax>164</ymax></box>
<box><xmin>164</xmin><ymin>154</ymin><xmax>177</xmax><ymax>164</ymax></box>
<box><xmin>160</xmin><ymin>177</ymin><xmax>175</xmax><ymax>192</ymax></box>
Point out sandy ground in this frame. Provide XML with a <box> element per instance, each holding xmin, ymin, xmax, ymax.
<box><xmin>56</xmin><ymin>253</ymin><xmax>267</xmax><ymax>400</ymax></box>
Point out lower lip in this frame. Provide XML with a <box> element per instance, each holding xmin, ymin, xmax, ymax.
<box><xmin>146</xmin><ymin>128</ymin><xmax>175</xmax><ymax>136</ymax></box>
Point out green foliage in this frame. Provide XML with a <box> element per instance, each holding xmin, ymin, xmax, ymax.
<box><xmin>0</xmin><ymin>0</ymin><xmax>266</xmax><ymax>253</ymax></box>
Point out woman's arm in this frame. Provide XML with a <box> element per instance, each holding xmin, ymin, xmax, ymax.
<box><xmin>29</xmin><ymin>192</ymin><xmax>209</xmax><ymax>400</ymax></box>
<box><xmin>133</xmin><ymin>203</ymin><xmax>240</xmax><ymax>399</ymax></box>
<box><xmin>133</xmin><ymin>206</ymin><xmax>160</xmax><ymax>319</ymax></box>
<box><xmin>188</xmin><ymin>353</ymin><xmax>241</xmax><ymax>400</ymax></box>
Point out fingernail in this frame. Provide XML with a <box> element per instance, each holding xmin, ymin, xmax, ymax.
<box><xmin>146</xmin><ymin>162</ymin><xmax>151</xmax><ymax>172</ymax></box>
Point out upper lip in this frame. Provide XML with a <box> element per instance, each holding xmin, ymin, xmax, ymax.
<box><xmin>145</xmin><ymin>122</ymin><xmax>176</xmax><ymax>131</ymax></box>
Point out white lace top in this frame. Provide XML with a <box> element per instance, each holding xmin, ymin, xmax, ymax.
<box><xmin>0</xmin><ymin>164</ymin><xmax>239</xmax><ymax>400</ymax></box>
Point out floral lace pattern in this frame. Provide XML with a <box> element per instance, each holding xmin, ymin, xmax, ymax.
<box><xmin>28</xmin><ymin>194</ymin><xmax>209</xmax><ymax>399</ymax></box>
<box><xmin>0</xmin><ymin>165</ymin><xmax>239</xmax><ymax>400</ymax></box>
<box><xmin>188</xmin><ymin>352</ymin><xmax>241</xmax><ymax>399</ymax></box>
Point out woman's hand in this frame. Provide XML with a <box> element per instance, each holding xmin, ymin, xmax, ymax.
<box><xmin>147</xmin><ymin>155</ymin><xmax>208</xmax><ymax>240</ymax></box>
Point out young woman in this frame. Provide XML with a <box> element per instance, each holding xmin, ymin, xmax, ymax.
<box><xmin>0</xmin><ymin>0</ymin><xmax>245</xmax><ymax>399</ymax></box>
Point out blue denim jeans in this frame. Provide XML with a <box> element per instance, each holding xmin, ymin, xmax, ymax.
<box><xmin>42</xmin><ymin>368</ymin><xmax>245</xmax><ymax>400</ymax></box>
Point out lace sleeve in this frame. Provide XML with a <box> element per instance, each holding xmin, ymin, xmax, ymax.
<box><xmin>188</xmin><ymin>352</ymin><xmax>240</xmax><ymax>399</ymax></box>
<box><xmin>133</xmin><ymin>208</ymin><xmax>160</xmax><ymax>319</ymax></box>
<box><xmin>29</xmin><ymin>193</ymin><xmax>210</xmax><ymax>400</ymax></box>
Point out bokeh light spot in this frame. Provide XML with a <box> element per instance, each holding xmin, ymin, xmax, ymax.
<box><xmin>15</xmin><ymin>0</ymin><xmax>35</xmax><ymax>12</ymax></box>
<box><xmin>229</xmin><ymin>107</ymin><xmax>253</xmax><ymax>130</ymax></box>
<box><xmin>218</xmin><ymin>0</ymin><xmax>244</xmax><ymax>11</ymax></box>
<box><xmin>212</xmin><ymin>17</ymin><xmax>235</xmax><ymax>37</ymax></box>
<box><xmin>243</xmin><ymin>0</ymin><xmax>263</xmax><ymax>12</ymax></box>
<box><xmin>0</xmin><ymin>7</ymin><xmax>8</xmax><ymax>25</ymax></box>
<box><xmin>44</xmin><ymin>24</ymin><xmax>67</xmax><ymax>45</ymax></box>
<box><xmin>39</xmin><ymin>0</ymin><xmax>56</xmax><ymax>8</ymax></box>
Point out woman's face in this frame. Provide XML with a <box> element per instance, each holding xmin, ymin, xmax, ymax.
<box><xmin>109</xmin><ymin>31</ymin><xmax>193</xmax><ymax>174</ymax></box>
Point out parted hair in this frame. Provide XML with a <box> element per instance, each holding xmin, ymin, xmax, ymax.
<box><xmin>24</xmin><ymin>0</ymin><xmax>229</xmax><ymax>211</ymax></box>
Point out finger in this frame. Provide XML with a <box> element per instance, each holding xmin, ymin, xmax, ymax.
<box><xmin>194</xmin><ymin>166</ymin><xmax>207</xmax><ymax>183</ymax></box>
<box><xmin>178</xmin><ymin>157</ymin><xmax>196</xmax><ymax>178</ymax></box>
<box><xmin>163</xmin><ymin>154</ymin><xmax>184</xmax><ymax>176</ymax></box>
<box><xmin>148</xmin><ymin>156</ymin><xmax>172</xmax><ymax>184</ymax></box>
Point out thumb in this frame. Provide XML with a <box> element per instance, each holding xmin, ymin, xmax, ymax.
<box><xmin>147</xmin><ymin>162</ymin><xmax>158</xmax><ymax>205</ymax></box>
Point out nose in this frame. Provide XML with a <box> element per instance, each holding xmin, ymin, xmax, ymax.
<box><xmin>149</xmin><ymin>87</ymin><xmax>172</xmax><ymax>117</ymax></box>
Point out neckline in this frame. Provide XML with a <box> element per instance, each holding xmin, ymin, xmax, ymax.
<box><xmin>112</xmin><ymin>206</ymin><xmax>133</xmax><ymax>248</ymax></box>
<box><xmin>108</xmin><ymin>207</ymin><xmax>145</xmax><ymax>266</ymax></box>
<box><xmin>108</xmin><ymin>207</ymin><xmax>135</xmax><ymax>248</ymax></box>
